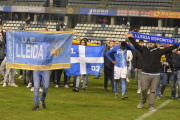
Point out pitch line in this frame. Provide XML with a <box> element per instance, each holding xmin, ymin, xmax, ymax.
<box><xmin>135</xmin><ymin>99</ymin><xmax>172</xmax><ymax>120</ymax></box>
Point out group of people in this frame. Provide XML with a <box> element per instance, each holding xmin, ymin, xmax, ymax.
<box><xmin>0</xmin><ymin>23</ymin><xmax>180</xmax><ymax>112</ymax></box>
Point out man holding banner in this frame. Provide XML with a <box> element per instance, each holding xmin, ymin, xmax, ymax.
<box><xmin>127</xmin><ymin>32</ymin><xmax>179</xmax><ymax>111</ymax></box>
<box><xmin>6</xmin><ymin>28</ymin><xmax>74</xmax><ymax>110</ymax></box>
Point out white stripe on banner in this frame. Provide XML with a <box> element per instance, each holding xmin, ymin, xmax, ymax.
<box><xmin>71</xmin><ymin>45</ymin><xmax>104</xmax><ymax>74</ymax></box>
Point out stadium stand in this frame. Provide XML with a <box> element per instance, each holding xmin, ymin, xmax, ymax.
<box><xmin>2</xmin><ymin>20</ymin><xmax>66</xmax><ymax>32</ymax></box>
<box><xmin>73</xmin><ymin>23</ymin><xmax>130</xmax><ymax>43</ymax></box>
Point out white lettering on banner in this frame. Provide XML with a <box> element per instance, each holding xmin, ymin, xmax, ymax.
<box><xmin>9</xmin><ymin>41</ymin><xmax>13</xmax><ymax>59</ymax></box>
<box><xmin>134</xmin><ymin>33</ymin><xmax>174</xmax><ymax>43</ymax></box>
<box><xmin>135</xmin><ymin>34</ymin><xmax>150</xmax><ymax>40</ymax></box>
<box><xmin>71</xmin><ymin>48</ymin><xmax>76</xmax><ymax>54</ymax></box>
<box><xmin>30</xmin><ymin>38</ymin><xmax>35</xmax><ymax>43</ymax></box>
<box><xmin>91</xmin><ymin>66</ymin><xmax>100</xmax><ymax>72</ymax></box>
<box><xmin>26</xmin><ymin>44</ymin><xmax>31</xmax><ymax>58</ymax></box>
<box><xmin>89</xmin><ymin>9</ymin><xmax>109</xmax><ymax>15</ymax></box>
<box><xmin>16</xmin><ymin>44</ymin><xmax>43</xmax><ymax>59</ymax></box>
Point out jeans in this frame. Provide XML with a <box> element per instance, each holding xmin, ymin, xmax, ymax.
<box><xmin>171</xmin><ymin>71</ymin><xmax>180</xmax><ymax>99</ymax></box>
<box><xmin>55</xmin><ymin>69</ymin><xmax>68</xmax><ymax>86</ymax></box>
<box><xmin>104</xmin><ymin>66</ymin><xmax>114</xmax><ymax>90</ymax></box>
<box><xmin>141</xmin><ymin>73</ymin><xmax>160</xmax><ymax>107</ymax></box>
<box><xmin>156</xmin><ymin>73</ymin><xmax>167</xmax><ymax>97</ymax></box>
<box><xmin>33</xmin><ymin>70</ymin><xmax>50</xmax><ymax>105</ymax></box>
<box><xmin>76</xmin><ymin>75</ymin><xmax>88</xmax><ymax>88</ymax></box>
<box><xmin>137</xmin><ymin>69</ymin><xmax>142</xmax><ymax>89</ymax></box>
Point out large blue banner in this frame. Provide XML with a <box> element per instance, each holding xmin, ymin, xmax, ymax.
<box><xmin>0</xmin><ymin>6</ymin><xmax>11</xmax><ymax>12</ymax></box>
<box><xmin>127</xmin><ymin>32</ymin><xmax>180</xmax><ymax>45</ymax></box>
<box><xmin>79</xmin><ymin>8</ymin><xmax>117</xmax><ymax>16</ymax></box>
<box><xmin>6</xmin><ymin>31</ymin><xmax>73</xmax><ymax>70</ymax></box>
<box><xmin>65</xmin><ymin>45</ymin><xmax>104</xmax><ymax>76</ymax></box>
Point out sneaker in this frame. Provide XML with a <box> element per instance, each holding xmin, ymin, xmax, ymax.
<box><xmin>82</xmin><ymin>88</ymin><xmax>86</xmax><ymax>92</ymax></box>
<box><xmin>160</xmin><ymin>93</ymin><xmax>165</xmax><ymax>99</ymax></box>
<box><xmin>15</xmin><ymin>71</ymin><xmax>18</xmax><ymax>74</ymax></box>
<box><xmin>3</xmin><ymin>83</ymin><xmax>6</xmax><ymax>87</ymax></box>
<box><xmin>27</xmin><ymin>83</ymin><xmax>32</xmax><ymax>88</ymax></box>
<box><xmin>30</xmin><ymin>87</ymin><xmax>34</xmax><ymax>91</ymax></box>
<box><xmin>73</xmin><ymin>87</ymin><xmax>79</xmax><ymax>92</ymax></box>
<box><xmin>64</xmin><ymin>84</ymin><xmax>69</xmax><ymax>88</ymax></box>
<box><xmin>0</xmin><ymin>81</ymin><xmax>4</xmax><ymax>85</ymax></box>
<box><xmin>39</xmin><ymin>88</ymin><xmax>43</xmax><ymax>92</ymax></box>
<box><xmin>149</xmin><ymin>107</ymin><xmax>156</xmax><ymax>111</ymax></box>
<box><xmin>32</xmin><ymin>105</ymin><xmax>39</xmax><ymax>111</ymax></box>
<box><xmin>121</xmin><ymin>94</ymin><xmax>128</xmax><ymax>99</ymax></box>
<box><xmin>126</xmin><ymin>78</ymin><xmax>130</xmax><ymax>82</ymax></box>
<box><xmin>137</xmin><ymin>102</ymin><xmax>145</xmax><ymax>108</ymax></box>
<box><xmin>115</xmin><ymin>93</ymin><xmax>118</xmax><ymax>98</ymax></box>
<box><xmin>156</xmin><ymin>96</ymin><xmax>160</xmax><ymax>100</ymax></box>
<box><xmin>55</xmin><ymin>85</ymin><xmax>59</xmax><ymax>88</ymax></box>
<box><xmin>147</xmin><ymin>89</ymin><xmax>150</xmax><ymax>94</ymax></box>
<box><xmin>85</xmin><ymin>85</ymin><xmax>88</xmax><ymax>88</ymax></box>
<box><xmin>19</xmin><ymin>75</ymin><xmax>22</xmax><ymax>78</ymax></box>
<box><xmin>169</xmin><ymin>97</ymin><xmax>175</xmax><ymax>100</ymax></box>
<box><xmin>137</xmin><ymin>89</ymin><xmax>141</xmax><ymax>94</ymax></box>
<box><xmin>39</xmin><ymin>98</ymin><xmax>46</xmax><ymax>109</ymax></box>
<box><xmin>11</xmin><ymin>83</ymin><xmax>18</xmax><ymax>87</ymax></box>
<box><xmin>81</xmin><ymin>80</ymin><xmax>83</xmax><ymax>82</ymax></box>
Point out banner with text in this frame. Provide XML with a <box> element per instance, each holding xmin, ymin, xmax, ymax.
<box><xmin>0</xmin><ymin>6</ymin><xmax>11</xmax><ymax>12</ymax></box>
<box><xmin>79</xmin><ymin>8</ymin><xmax>117</xmax><ymax>16</ymax></box>
<box><xmin>151</xmin><ymin>11</ymin><xmax>180</xmax><ymax>19</ymax></box>
<box><xmin>11</xmin><ymin>6</ymin><xmax>45</xmax><ymax>13</ymax></box>
<box><xmin>6</xmin><ymin>31</ymin><xmax>73</xmax><ymax>70</ymax></box>
<box><xmin>127</xmin><ymin>32</ymin><xmax>180</xmax><ymax>45</ymax></box>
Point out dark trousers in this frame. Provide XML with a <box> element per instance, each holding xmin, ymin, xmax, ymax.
<box><xmin>20</xmin><ymin>70</ymin><xmax>23</xmax><ymax>75</ymax></box>
<box><xmin>55</xmin><ymin>69</ymin><xmax>68</xmax><ymax>86</ymax></box>
<box><xmin>131</xmin><ymin>63</ymin><xmax>135</xmax><ymax>78</ymax></box>
<box><xmin>50</xmin><ymin>70</ymin><xmax>55</xmax><ymax>83</ymax></box>
<box><xmin>104</xmin><ymin>66</ymin><xmax>114</xmax><ymax>90</ymax></box>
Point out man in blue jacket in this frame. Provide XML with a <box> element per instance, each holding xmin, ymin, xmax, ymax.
<box><xmin>106</xmin><ymin>41</ymin><xmax>135</xmax><ymax>99</ymax></box>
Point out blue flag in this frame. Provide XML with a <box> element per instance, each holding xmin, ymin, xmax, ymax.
<box><xmin>64</xmin><ymin>45</ymin><xmax>104</xmax><ymax>76</ymax></box>
<box><xmin>6</xmin><ymin>31</ymin><xmax>73</xmax><ymax>70</ymax></box>
<box><xmin>126</xmin><ymin>32</ymin><xmax>180</xmax><ymax>45</ymax></box>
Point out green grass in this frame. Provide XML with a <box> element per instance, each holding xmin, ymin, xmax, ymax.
<box><xmin>0</xmin><ymin>72</ymin><xmax>179</xmax><ymax>120</ymax></box>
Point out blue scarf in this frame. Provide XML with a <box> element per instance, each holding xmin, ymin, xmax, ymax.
<box><xmin>127</xmin><ymin>32</ymin><xmax>180</xmax><ymax>45</ymax></box>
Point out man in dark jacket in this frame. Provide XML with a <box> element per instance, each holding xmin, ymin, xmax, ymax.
<box><xmin>132</xmin><ymin>40</ymin><xmax>144</xmax><ymax>94</ymax></box>
<box><xmin>104</xmin><ymin>41</ymin><xmax>115</xmax><ymax>92</ymax></box>
<box><xmin>128</xmin><ymin>33</ymin><xmax>179</xmax><ymax>111</ymax></box>
<box><xmin>169</xmin><ymin>47</ymin><xmax>180</xmax><ymax>102</ymax></box>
